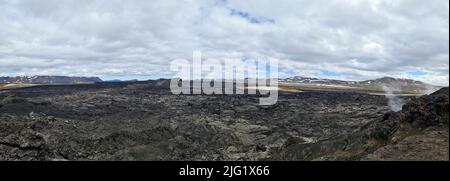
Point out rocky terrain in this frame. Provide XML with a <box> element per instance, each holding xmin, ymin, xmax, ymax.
<box><xmin>0</xmin><ymin>80</ymin><xmax>447</xmax><ymax>161</ymax></box>
<box><xmin>274</xmin><ymin>87</ymin><xmax>448</xmax><ymax>161</ymax></box>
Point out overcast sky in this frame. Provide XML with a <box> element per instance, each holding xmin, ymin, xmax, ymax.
<box><xmin>0</xmin><ymin>0</ymin><xmax>448</xmax><ymax>85</ymax></box>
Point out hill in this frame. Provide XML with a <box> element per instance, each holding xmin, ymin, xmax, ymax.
<box><xmin>0</xmin><ymin>76</ymin><xmax>102</xmax><ymax>84</ymax></box>
<box><xmin>280</xmin><ymin>76</ymin><xmax>439</xmax><ymax>94</ymax></box>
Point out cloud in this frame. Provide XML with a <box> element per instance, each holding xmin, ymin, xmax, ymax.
<box><xmin>0</xmin><ymin>0</ymin><xmax>448</xmax><ymax>85</ymax></box>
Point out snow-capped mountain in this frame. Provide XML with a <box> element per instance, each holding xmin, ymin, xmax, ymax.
<box><xmin>280</xmin><ymin>76</ymin><xmax>437</xmax><ymax>93</ymax></box>
<box><xmin>0</xmin><ymin>76</ymin><xmax>103</xmax><ymax>84</ymax></box>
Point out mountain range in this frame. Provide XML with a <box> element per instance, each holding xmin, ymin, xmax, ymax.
<box><xmin>0</xmin><ymin>76</ymin><xmax>102</xmax><ymax>84</ymax></box>
<box><xmin>280</xmin><ymin>76</ymin><xmax>439</xmax><ymax>93</ymax></box>
<box><xmin>282</xmin><ymin>76</ymin><xmax>427</xmax><ymax>85</ymax></box>
<box><xmin>0</xmin><ymin>75</ymin><xmax>440</xmax><ymax>94</ymax></box>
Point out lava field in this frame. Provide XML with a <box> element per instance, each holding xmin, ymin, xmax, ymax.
<box><xmin>0</xmin><ymin>80</ymin><xmax>447</xmax><ymax>161</ymax></box>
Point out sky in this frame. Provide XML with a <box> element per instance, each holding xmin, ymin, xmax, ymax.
<box><xmin>0</xmin><ymin>0</ymin><xmax>448</xmax><ymax>86</ymax></box>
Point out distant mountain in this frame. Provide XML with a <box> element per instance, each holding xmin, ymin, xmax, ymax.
<box><xmin>280</xmin><ymin>76</ymin><xmax>438</xmax><ymax>93</ymax></box>
<box><xmin>281</xmin><ymin>76</ymin><xmax>358</xmax><ymax>85</ymax></box>
<box><xmin>0</xmin><ymin>76</ymin><xmax>103</xmax><ymax>84</ymax></box>
<box><xmin>282</xmin><ymin>76</ymin><xmax>430</xmax><ymax>86</ymax></box>
<box><xmin>103</xmin><ymin>79</ymin><xmax>124</xmax><ymax>83</ymax></box>
<box><xmin>357</xmin><ymin>77</ymin><xmax>433</xmax><ymax>91</ymax></box>
<box><xmin>359</xmin><ymin>77</ymin><xmax>427</xmax><ymax>86</ymax></box>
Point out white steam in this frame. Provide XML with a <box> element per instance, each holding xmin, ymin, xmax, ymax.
<box><xmin>382</xmin><ymin>86</ymin><xmax>405</xmax><ymax>112</ymax></box>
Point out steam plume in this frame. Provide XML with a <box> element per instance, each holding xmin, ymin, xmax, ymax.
<box><xmin>382</xmin><ymin>85</ymin><xmax>405</xmax><ymax>112</ymax></box>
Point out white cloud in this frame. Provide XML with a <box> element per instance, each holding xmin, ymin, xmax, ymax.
<box><xmin>0</xmin><ymin>0</ymin><xmax>448</xmax><ymax>85</ymax></box>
